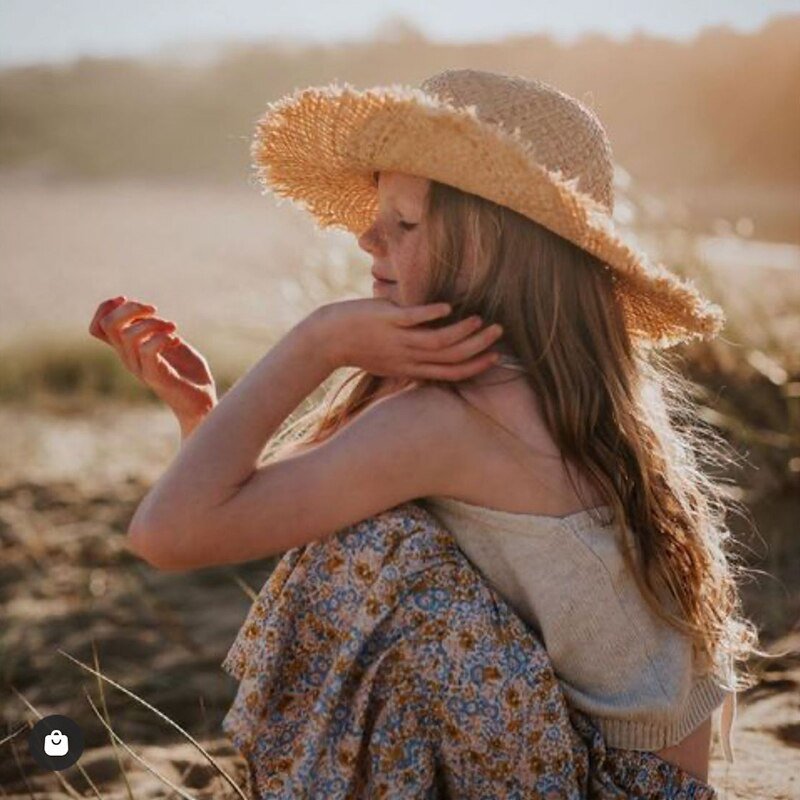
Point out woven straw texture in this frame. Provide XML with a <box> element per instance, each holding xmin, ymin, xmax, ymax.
<box><xmin>250</xmin><ymin>68</ymin><xmax>726</xmax><ymax>349</ymax></box>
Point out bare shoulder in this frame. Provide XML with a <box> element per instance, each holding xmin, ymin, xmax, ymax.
<box><xmin>271</xmin><ymin>382</ymin><xmax>480</xmax><ymax>534</ymax></box>
<box><xmin>276</xmin><ymin>380</ymin><xmax>477</xmax><ymax>499</ymax></box>
<box><xmin>370</xmin><ymin>382</ymin><xmax>473</xmax><ymax>441</ymax></box>
<box><xmin>359</xmin><ymin>382</ymin><xmax>480</xmax><ymax>497</ymax></box>
<box><xmin>278</xmin><ymin>381</ymin><xmax>470</xmax><ymax>461</ymax></box>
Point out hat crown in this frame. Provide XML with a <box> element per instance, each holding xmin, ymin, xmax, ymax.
<box><xmin>419</xmin><ymin>69</ymin><xmax>615</xmax><ymax>214</ymax></box>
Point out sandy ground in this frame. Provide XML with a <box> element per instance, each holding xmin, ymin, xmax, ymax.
<box><xmin>0</xmin><ymin>403</ymin><xmax>798</xmax><ymax>799</ymax></box>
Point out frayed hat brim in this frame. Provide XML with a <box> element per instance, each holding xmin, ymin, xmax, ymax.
<box><xmin>250</xmin><ymin>81</ymin><xmax>725</xmax><ymax>349</ymax></box>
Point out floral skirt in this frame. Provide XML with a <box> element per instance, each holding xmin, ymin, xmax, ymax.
<box><xmin>221</xmin><ymin>501</ymin><xmax>717</xmax><ymax>799</ymax></box>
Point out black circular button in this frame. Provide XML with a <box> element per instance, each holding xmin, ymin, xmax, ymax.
<box><xmin>28</xmin><ymin>714</ymin><xmax>84</xmax><ymax>771</ymax></box>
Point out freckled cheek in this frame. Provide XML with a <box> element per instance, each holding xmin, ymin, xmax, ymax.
<box><xmin>385</xmin><ymin>233</ymin><xmax>429</xmax><ymax>301</ymax></box>
<box><xmin>399</xmin><ymin>260</ymin><xmax>430</xmax><ymax>304</ymax></box>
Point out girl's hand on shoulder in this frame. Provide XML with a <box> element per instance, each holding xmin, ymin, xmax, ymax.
<box><xmin>310</xmin><ymin>297</ymin><xmax>504</xmax><ymax>381</ymax></box>
<box><xmin>89</xmin><ymin>296</ymin><xmax>217</xmax><ymax>434</ymax></box>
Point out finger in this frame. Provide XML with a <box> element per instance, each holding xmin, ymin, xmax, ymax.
<box><xmin>89</xmin><ymin>296</ymin><xmax>126</xmax><ymax>342</ymax></box>
<box><xmin>402</xmin><ymin>314</ymin><xmax>484</xmax><ymax>350</ymax></box>
<box><xmin>409</xmin><ymin>323</ymin><xmax>504</xmax><ymax>363</ymax></box>
<box><xmin>120</xmin><ymin>317</ymin><xmax>177</xmax><ymax>373</ymax></box>
<box><xmin>139</xmin><ymin>331</ymin><xmax>184</xmax><ymax>387</ymax></box>
<box><xmin>395</xmin><ymin>302</ymin><xmax>452</xmax><ymax>327</ymax></box>
<box><xmin>409</xmin><ymin>351</ymin><xmax>501</xmax><ymax>381</ymax></box>
<box><xmin>100</xmin><ymin>300</ymin><xmax>157</xmax><ymax>361</ymax></box>
<box><xmin>100</xmin><ymin>299</ymin><xmax>157</xmax><ymax>335</ymax></box>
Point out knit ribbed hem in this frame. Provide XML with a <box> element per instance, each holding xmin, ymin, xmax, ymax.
<box><xmin>594</xmin><ymin>674</ymin><xmax>731</xmax><ymax>751</ymax></box>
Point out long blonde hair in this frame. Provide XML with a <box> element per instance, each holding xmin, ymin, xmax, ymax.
<box><xmin>263</xmin><ymin>173</ymin><xmax>765</xmax><ymax>691</ymax></box>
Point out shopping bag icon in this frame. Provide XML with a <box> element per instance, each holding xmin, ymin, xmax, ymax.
<box><xmin>44</xmin><ymin>729</ymin><xmax>69</xmax><ymax>756</ymax></box>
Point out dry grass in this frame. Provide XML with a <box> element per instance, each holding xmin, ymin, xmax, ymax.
<box><xmin>6</xmin><ymin>643</ymin><xmax>254</xmax><ymax>799</ymax></box>
<box><xmin>0</xmin><ymin>466</ymin><xmax>270</xmax><ymax>797</ymax></box>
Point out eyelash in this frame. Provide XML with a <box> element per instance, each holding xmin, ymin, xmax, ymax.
<box><xmin>399</xmin><ymin>221</ymin><xmax>418</xmax><ymax>232</ymax></box>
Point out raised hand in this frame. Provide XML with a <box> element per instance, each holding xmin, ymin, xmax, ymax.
<box><xmin>89</xmin><ymin>296</ymin><xmax>217</xmax><ymax>435</ymax></box>
<box><xmin>313</xmin><ymin>297</ymin><xmax>504</xmax><ymax>381</ymax></box>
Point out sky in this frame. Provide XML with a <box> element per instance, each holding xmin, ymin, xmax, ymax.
<box><xmin>1</xmin><ymin>0</ymin><xmax>798</xmax><ymax>68</ymax></box>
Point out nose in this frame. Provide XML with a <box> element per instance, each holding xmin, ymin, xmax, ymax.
<box><xmin>357</xmin><ymin>221</ymin><xmax>386</xmax><ymax>256</ymax></box>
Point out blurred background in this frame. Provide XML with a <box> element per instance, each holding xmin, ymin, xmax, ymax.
<box><xmin>1</xmin><ymin>1</ymin><xmax>798</xmax><ymax>797</ymax></box>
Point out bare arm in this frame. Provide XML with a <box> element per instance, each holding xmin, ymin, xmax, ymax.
<box><xmin>126</xmin><ymin>300</ymin><xmax>500</xmax><ymax>571</ymax></box>
<box><xmin>128</xmin><ymin>378</ymin><xmax>465</xmax><ymax>571</ymax></box>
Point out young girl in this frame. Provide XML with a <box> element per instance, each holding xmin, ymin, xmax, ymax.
<box><xmin>90</xmin><ymin>69</ymin><xmax>760</xmax><ymax>796</ymax></box>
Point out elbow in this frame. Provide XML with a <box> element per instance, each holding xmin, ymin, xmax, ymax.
<box><xmin>125</xmin><ymin>526</ymin><xmax>176</xmax><ymax>572</ymax></box>
<box><xmin>126</xmin><ymin>510</ymin><xmax>191</xmax><ymax>573</ymax></box>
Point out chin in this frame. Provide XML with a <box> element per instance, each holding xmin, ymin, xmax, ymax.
<box><xmin>372</xmin><ymin>282</ymin><xmax>396</xmax><ymax>299</ymax></box>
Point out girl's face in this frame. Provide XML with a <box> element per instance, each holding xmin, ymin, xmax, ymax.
<box><xmin>357</xmin><ymin>171</ymin><xmax>432</xmax><ymax>307</ymax></box>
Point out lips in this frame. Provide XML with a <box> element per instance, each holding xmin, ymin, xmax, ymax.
<box><xmin>371</xmin><ymin>270</ymin><xmax>397</xmax><ymax>284</ymax></box>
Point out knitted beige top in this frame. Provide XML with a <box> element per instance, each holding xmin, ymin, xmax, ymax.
<box><xmin>419</xmin><ymin>493</ymin><xmax>736</xmax><ymax>761</ymax></box>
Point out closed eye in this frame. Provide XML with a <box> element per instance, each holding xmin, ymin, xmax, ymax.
<box><xmin>399</xmin><ymin>221</ymin><xmax>418</xmax><ymax>231</ymax></box>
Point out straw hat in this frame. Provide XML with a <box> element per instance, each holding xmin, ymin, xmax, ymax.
<box><xmin>249</xmin><ymin>68</ymin><xmax>725</xmax><ymax>349</ymax></box>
